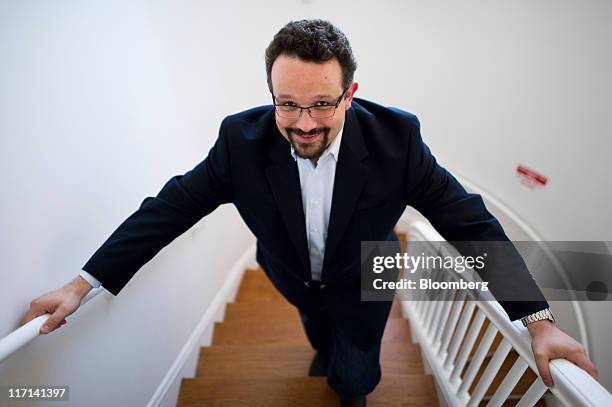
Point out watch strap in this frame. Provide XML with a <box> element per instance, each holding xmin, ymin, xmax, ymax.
<box><xmin>521</xmin><ymin>307</ymin><xmax>555</xmax><ymax>327</ymax></box>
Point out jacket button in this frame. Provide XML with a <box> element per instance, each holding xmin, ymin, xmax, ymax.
<box><xmin>304</xmin><ymin>281</ymin><xmax>310</xmax><ymax>287</ymax></box>
<box><xmin>320</xmin><ymin>284</ymin><xmax>326</xmax><ymax>289</ymax></box>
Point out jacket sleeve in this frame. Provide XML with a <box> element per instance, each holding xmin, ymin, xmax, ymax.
<box><xmin>82</xmin><ymin>119</ymin><xmax>233</xmax><ymax>295</ymax></box>
<box><xmin>403</xmin><ymin>116</ymin><xmax>549</xmax><ymax>321</ymax></box>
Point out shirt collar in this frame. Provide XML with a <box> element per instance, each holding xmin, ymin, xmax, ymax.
<box><xmin>290</xmin><ymin>125</ymin><xmax>344</xmax><ymax>163</ymax></box>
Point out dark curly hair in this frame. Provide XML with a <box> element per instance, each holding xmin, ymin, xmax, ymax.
<box><xmin>265</xmin><ymin>19</ymin><xmax>357</xmax><ymax>93</ymax></box>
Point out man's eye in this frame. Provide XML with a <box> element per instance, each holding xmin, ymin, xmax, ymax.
<box><xmin>282</xmin><ymin>102</ymin><xmax>296</xmax><ymax>107</ymax></box>
<box><xmin>315</xmin><ymin>101</ymin><xmax>332</xmax><ymax>106</ymax></box>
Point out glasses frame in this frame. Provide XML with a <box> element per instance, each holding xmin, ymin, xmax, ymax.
<box><xmin>271</xmin><ymin>89</ymin><xmax>347</xmax><ymax>119</ymax></box>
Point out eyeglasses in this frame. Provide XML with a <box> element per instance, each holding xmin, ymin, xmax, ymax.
<box><xmin>271</xmin><ymin>89</ymin><xmax>347</xmax><ymax>119</ymax></box>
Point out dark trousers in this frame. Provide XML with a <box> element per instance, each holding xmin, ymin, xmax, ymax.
<box><xmin>297</xmin><ymin>281</ymin><xmax>383</xmax><ymax>399</ymax></box>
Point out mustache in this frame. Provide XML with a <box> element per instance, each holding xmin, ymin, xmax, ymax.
<box><xmin>286</xmin><ymin>127</ymin><xmax>330</xmax><ymax>136</ymax></box>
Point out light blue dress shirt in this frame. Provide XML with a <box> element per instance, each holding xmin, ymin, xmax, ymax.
<box><xmin>79</xmin><ymin>126</ymin><xmax>344</xmax><ymax>288</ymax></box>
<box><xmin>290</xmin><ymin>126</ymin><xmax>343</xmax><ymax>281</ymax></box>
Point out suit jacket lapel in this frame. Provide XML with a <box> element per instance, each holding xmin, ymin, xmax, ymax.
<box><xmin>264</xmin><ymin>126</ymin><xmax>311</xmax><ymax>278</ymax></box>
<box><xmin>322</xmin><ymin>108</ymin><xmax>370</xmax><ymax>275</ymax></box>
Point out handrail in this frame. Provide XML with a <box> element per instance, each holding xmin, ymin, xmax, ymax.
<box><xmin>451</xmin><ymin>171</ymin><xmax>590</xmax><ymax>352</ymax></box>
<box><xmin>402</xmin><ymin>219</ymin><xmax>612</xmax><ymax>406</ymax></box>
<box><xmin>0</xmin><ymin>287</ymin><xmax>104</xmax><ymax>364</ymax></box>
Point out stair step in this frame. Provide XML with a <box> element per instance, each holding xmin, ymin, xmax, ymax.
<box><xmin>177</xmin><ymin>375</ymin><xmax>437</xmax><ymax>407</ymax></box>
<box><xmin>382</xmin><ymin>317</ymin><xmax>412</xmax><ymax>343</ymax></box>
<box><xmin>240</xmin><ymin>268</ymin><xmax>271</xmax><ymax>285</ymax></box>
<box><xmin>212</xmin><ymin>317</ymin><xmax>411</xmax><ymax>346</ymax></box>
<box><xmin>225</xmin><ymin>300</ymin><xmax>404</xmax><ymax>322</ymax></box>
<box><xmin>212</xmin><ymin>319</ymin><xmax>308</xmax><ymax>346</ymax></box>
<box><xmin>236</xmin><ymin>288</ymin><xmax>286</xmax><ymax>302</ymax></box>
<box><xmin>196</xmin><ymin>343</ymin><xmax>314</xmax><ymax>377</ymax></box>
<box><xmin>197</xmin><ymin>342</ymin><xmax>424</xmax><ymax>378</ymax></box>
<box><xmin>234</xmin><ymin>269</ymin><xmax>285</xmax><ymax>302</ymax></box>
<box><xmin>178</xmin><ymin>376</ymin><xmax>339</xmax><ymax>407</ymax></box>
<box><xmin>225</xmin><ymin>300</ymin><xmax>300</xmax><ymax>322</ymax></box>
<box><xmin>380</xmin><ymin>342</ymin><xmax>425</xmax><ymax>376</ymax></box>
<box><xmin>368</xmin><ymin>375</ymin><xmax>437</xmax><ymax>406</ymax></box>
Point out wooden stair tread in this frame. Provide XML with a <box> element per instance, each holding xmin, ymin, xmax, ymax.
<box><xmin>178</xmin><ymin>376</ymin><xmax>339</xmax><ymax>406</ymax></box>
<box><xmin>225</xmin><ymin>300</ymin><xmax>300</xmax><ymax>322</ymax></box>
<box><xmin>238</xmin><ymin>271</ymin><xmax>276</xmax><ymax>290</ymax></box>
<box><xmin>236</xmin><ymin>285</ymin><xmax>286</xmax><ymax>302</ymax></box>
<box><xmin>380</xmin><ymin>342</ymin><xmax>425</xmax><ymax>375</ymax></box>
<box><xmin>197</xmin><ymin>343</ymin><xmax>314</xmax><ymax>377</ymax></box>
<box><xmin>369</xmin><ymin>375</ymin><xmax>437</xmax><ymax>406</ymax></box>
<box><xmin>197</xmin><ymin>342</ymin><xmax>424</xmax><ymax>378</ymax></box>
<box><xmin>241</xmin><ymin>268</ymin><xmax>270</xmax><ymax>284</ymax></box>
<box><xmin>212</xmin><ymin>317</ymin><xmax>411</xmax><ymax>346</ymax></box>
<box><xmin>235</xmin><ymin>269</ymin><xmax>285</xmax><ymax>302</ymax></box>
<box><xmin>382</xmin><ymin>317</ymin><xmax>412</xmax><ymax>343</ymax></box>
<box><xmin>212</xmin><ymin>319</ymin><xmax>308</xmax><ymax>346</ymax></box>
<box><xmin>178</xmin><ymin>375</ymin><xmax>437</xmax><ymax>407</ymax></box>
<box><xmin>226</xmin><ymin>300</ymin><xmax>404</xmax><ymax>322</ymax></box>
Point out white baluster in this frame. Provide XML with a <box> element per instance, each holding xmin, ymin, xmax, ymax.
<box><xmin>486</xmin><ymin>357</ymin><xmax>529</xmax><ymax>407</ymax></box>
<box><xmin>458</xmin><ymin>323</ymin><xmax>498</xmax><ymax>396</ymax></box>
<box><xmin>432</xmin><ymin>290</ymin><xmax>456</xmax><ymax>347</ymax></box>
<box><xmin>515</xmin><ymin>378</ymin><xmax>548</xmax><ymax>407</ymax></box>
<box><xmin>468</xmin><ymin>339</ymin><xmax>513</xmax><ymax>407</ymax></box>
<box><xmin>451</xmin><ymin>310</ymin><xmax>486</xmax><ymax>382</ymax></box>
<box><xmin>439</xmin><ymin>291</ymin><xmax>467</xmax><ymax>357</ymax></box>
<box><xmin>444</xmin><ymin>301</ymin><xmax>476</xmax><ymax>368</ymax></box>
<box><xmin>425</xmin><ymin>269</ymin><xmax>451</xmax><ymax>335</ymax></box>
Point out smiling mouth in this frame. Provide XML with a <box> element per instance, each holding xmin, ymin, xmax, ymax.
<box><xmin>298</xmin><ymin>132</ymin><xmax>320</xmax><ymax>138</ymax></box>
<box><xmin>293</xmin><ymin>131</ymin><xmax>323</xmax><ymax>142</ymax></box>
<box><xmin>295</xmin><ymin>132</ymin><xmax>321</xmax><ymax>142</ymax></box>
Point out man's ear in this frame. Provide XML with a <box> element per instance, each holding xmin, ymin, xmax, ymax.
<box><xmin>344</xmin><ymin>82</ymin><xmax>359</xmax><ymax>109</ymax></box>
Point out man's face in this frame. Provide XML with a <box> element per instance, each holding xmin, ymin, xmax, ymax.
<box><xmin>270</xmin><ymin>54</ymin><xmax>358</xmax><ymax>161</ymax></box>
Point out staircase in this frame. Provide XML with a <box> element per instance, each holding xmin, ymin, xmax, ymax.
<box><xmin>177</xmin><ymin>267</ymin><xmax>439</xmax><ymax>406</ymax></box>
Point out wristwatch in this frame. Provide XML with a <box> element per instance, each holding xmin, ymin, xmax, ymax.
<box><xmin>521</xmin><ymin>308</ymin><xmax>556</xmax><ymax>327</ymax></box>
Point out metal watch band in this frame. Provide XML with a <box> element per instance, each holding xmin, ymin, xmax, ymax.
<box><xmin>521</xmin><ymin>308</ymin><xmax>556</xmax><ymax>327</ymax></box>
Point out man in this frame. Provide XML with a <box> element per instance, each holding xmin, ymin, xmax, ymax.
<box><xmin>21</xmin><ymin>19</ymin><xmax>597</xmax><ymax>407</ymax></box>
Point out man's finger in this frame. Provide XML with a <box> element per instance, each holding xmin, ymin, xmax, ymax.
<box><xmin>534</xmin><ymin>352</ymin><xmax>553</xmax><ymax>387</ymax></box>
<box><xmin>19</xmin><ymin>302</ymin><xmax>50</xmax><ymax>326</ymax></box>
<box><xmin>40</xmin><ymin>308</ymin><xmax>68</xmax><ymax>334</ymax></box>
<box><xmin>570</xmin><ymin>351</ymin><xmax>599</xmax><ymax>380</ymax></box>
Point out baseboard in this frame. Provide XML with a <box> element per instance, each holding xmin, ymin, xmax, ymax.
<box><xmin>146</xmin><ymin>243</ymin><xmax>258</xmax><ymax>407</ymax></box>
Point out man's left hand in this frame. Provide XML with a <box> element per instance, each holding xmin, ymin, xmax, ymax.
<box><xmin>527</xmin><ymin>320</ymin><xmax>598</xmax><ymax>387</ymax></box>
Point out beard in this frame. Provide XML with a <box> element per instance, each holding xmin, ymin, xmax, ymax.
<box><xmin>285</xmin><ymin>126</ymin><xmax>332</xmax><ymax>160</ymax></box>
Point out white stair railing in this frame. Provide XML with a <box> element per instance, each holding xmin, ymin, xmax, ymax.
<box><xmin>399</xmin><ymin>220</ymin><xmax>612</xmax><ymax>407</ymax></box>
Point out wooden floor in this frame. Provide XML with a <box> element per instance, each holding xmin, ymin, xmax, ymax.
<box><xmin>177</xmin><ymin>268</ymin><xmax>438</xmax><ymax>406</ymax></box>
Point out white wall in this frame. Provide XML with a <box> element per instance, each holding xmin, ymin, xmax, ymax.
<box><xmin>1</xmin><ymin>0</ymin><xmax>610</xmax><ymax>405</ymax></box>
<box><xmin>0</xmin><ymin>2</ymin><xmax>262</xmax><ymax>406</ymax></box>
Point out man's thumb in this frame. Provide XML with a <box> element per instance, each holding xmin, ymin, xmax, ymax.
<box><xmin>41</xmin><ymin>310</ymin><xmax>65</xmax><ymax>334</ymax></box>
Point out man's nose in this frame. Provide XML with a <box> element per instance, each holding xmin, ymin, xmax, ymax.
<box><xmin>294</xmin><ymin>109</ymin><xmax>318</xmax><ymax>132</ymax></box>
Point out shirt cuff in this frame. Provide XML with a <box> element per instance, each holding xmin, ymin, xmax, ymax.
<box><xmin>79</xmin><ymin>270</ymin><xmax>102</xmax><ymax>289</ymax></box>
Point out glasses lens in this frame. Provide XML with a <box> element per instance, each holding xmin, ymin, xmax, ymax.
<box><xmin>274</xmin><ymin>106</ymin><xmax>337</xmax><ymax>119</ymax></box>
<box><xmin>310</xmin><ymin>106</ymin><xmax>335</xmax><ymax>119</ymax></box>
<box><xmin>276</xmin><ymin>106</ymin><xmax>300</xmax><ymax>118</ymax></box>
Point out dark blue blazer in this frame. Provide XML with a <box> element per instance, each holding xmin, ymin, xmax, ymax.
<box><xmin>83</xmin><ymin>98</ymin><xmax>549</xmax><ymax>349</ymax></box>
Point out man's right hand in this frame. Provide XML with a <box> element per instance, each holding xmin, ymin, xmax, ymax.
<box><xmin>19</xmin><ymin>275</ymin><xmax>93</xmax><ymax>334</ymax></box>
